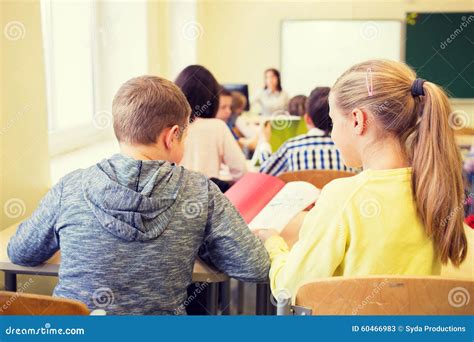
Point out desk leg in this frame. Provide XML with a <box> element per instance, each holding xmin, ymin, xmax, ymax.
<box><xmin>267</xmin><ymin>289</ymin><xmax>276</xmax><ymax>315</ymax></box>
<box><xmin>4</xmin><ymin>272</ymin><xmax>17</xmax><ymax>292</ymax></box>
<box><xmin>220</xmin><ymin>281</ymin><xmax>231</xmax><ymax>315</ymax></box>
<box><xmin>256</xmin><ymin>283</ymin><xmax>268</xmax><ymax>315</ymax></box>
<box><xmin>237</xmin><ymin>281</ymin><xmax>244</xmax><ymax>315</ymax></box>
<box><xmin>206</xmin><ymin>283</ymin><xmax>218</xmax><ymax>315</ymax></box>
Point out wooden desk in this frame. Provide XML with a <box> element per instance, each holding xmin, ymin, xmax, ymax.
<box><xmin>0</xmin><ymin>224</ymin><xmax>228</xmax><ymax>314</ymax></box>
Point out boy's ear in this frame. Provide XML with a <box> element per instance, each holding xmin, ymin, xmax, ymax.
<box><xmin>303</xmin><ymin>113</ymin><xmax>313</xmax><ymax>126</ymax></box>
<box><xmin>164</xmin><ymin>125</ymin><xmax>180</xmax><ymax>149</ymax></box>
<box><xmin>351</xmin><ymin>108</ymin><xmax>368</xmax><ymax>135</ymax></box>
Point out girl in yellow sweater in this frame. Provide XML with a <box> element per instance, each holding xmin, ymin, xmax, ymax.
<box><xmin>256</xmin><ymin>59</ymin><xmax>468</xmax><ymax>299</ymax></box>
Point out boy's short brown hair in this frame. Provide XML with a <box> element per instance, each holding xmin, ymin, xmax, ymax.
<box><xmin>288</xmin><ymin>95</ymin><xmax>307</xmax><ymax>117</ymax></box>
<box><xmin>306</xmin><ymin>87</ymin><xmax>331</xmax><ymax>134</ymax></box>
<box><xmin>231</xmin><ymin>91</ymin><xmax>247</xmax><ymax>112</ymax></box>
<box><xmin>112</xmin><ymin>75</ymin><xmax>191</xmax><ymax>145</ymax></box>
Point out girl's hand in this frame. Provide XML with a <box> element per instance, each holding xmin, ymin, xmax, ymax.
<box><xmin>253</xmin><ymin>229</ymin><xmax>280</xmax><ymax>242</ymax></box>
<box><xmin>279</xmin><ymin>211</ymin><xmax>307</xmax><ymax>248</ymax></box>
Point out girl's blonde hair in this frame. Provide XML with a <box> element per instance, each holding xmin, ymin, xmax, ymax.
<box><xmin>332</xmin><ymin>59</ymin><xmax>467</xmax><ymax>266</ymax></box>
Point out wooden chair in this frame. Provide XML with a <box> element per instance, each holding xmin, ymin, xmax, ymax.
<box><xmin>0</xmin><ymin>291</ymin><xmax>91</xmax><ymax>315</ymax></box>
<box><xmin>277</xmin><ymin>169</ymin><xmax>356</xmax><ymax>189</ymax></box>
<box><xmin>276</xmin><ymin>276</ymin><xmax>474</xmax><ymax>315</ymax></box>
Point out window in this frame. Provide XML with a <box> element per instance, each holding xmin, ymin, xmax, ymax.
<box><xmin>40</xmin><ymin>0</ymin><xmax>148</xmax><ymax>157</ymax></box>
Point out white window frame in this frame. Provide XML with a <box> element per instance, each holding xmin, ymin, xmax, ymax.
<box><xmin>41</xmin><ymin>0</ymin><xmax>110</xmax><ymax>157</ymax></box>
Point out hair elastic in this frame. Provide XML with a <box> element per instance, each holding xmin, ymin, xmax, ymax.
<box><xmin>411</xmin><ymin>78</ymin><xmax>425</xmax><ymax>97</ymax></box>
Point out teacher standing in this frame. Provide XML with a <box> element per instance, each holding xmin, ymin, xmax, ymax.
<box><xmin>254</xmin><ymin>68</ymin><xmax>289</xmax><ymax>116</ymax></box>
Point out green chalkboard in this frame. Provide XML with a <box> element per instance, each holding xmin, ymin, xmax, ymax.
<box><xmin>405</xmin><ymin>12</ymin><xmax>474</xmax><ymax>98</ymax></box>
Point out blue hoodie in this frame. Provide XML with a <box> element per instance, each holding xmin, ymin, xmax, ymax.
<box><xmin>7</xmin><ymin>154</ymin><xmax>270</xmax><ymax>315</ymax></box>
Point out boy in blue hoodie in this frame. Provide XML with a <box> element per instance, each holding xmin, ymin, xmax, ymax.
<box><xmin>7</xmin><ymin>76</ymin><xmax>270</xmax><ymax>315</ymax></box>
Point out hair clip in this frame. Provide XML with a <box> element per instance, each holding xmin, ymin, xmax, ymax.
<box><xmin>365</xmin><ymin>68</ymin><xmax>374</xmax><ymax>96</ymax></box>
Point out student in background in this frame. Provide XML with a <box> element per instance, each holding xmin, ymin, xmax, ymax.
<box><xmin>256</xmin><ymin>60</ymin><xmax>467</xmax><ymax>299</ymax></box>
<box><xmin>175</xmin><ymin>65</ymin><xmax>247</xmax><ymax>185</ymax></box>
<box><xmin>259</xmin><ymin>87</ymin><xmax>348</xmax><ymax>176</ymax></box>
<box><xmin>8</xmin><ymin>76</ymin><xmax>270</xmax><ymax>315</ymax></box>
<box><xmin>288</xmin><ymin>95</ymin><xmax>307</xmax><ymax>117</ymax></box>
<box><xmin>215</xmin><ymin>87</ymin><xmax>233</xmax><ymax>123</ymax></box>
<box><xmin>215</xmin><ymin>87</ymin><xmax>242</xmax><ymax>142</ymax></box>
<box><xmin>251</xmin><ymin>120</ymin><xmax>273</xmax><ymax>165</ymax></box>
<box><xmin>231</xmin><ymin>91</ymin><xmax>265</xmax><ymax>158</ymax></box>
<box><xmin>230</xmin><ymin>91</ymin><xmax>248</xmax><ymax>135</ymax></box>
<box><xmin>253</xmin><ymin>68</ymin><xmax>289</xmax><ymax>116</ymax></box>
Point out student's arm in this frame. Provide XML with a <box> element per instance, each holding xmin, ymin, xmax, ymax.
<box><xmin>264</xmin><ymin>187</ymin><xmax>347</xmax><ymax>297</ymax></box>
<box><xmin>7</xmin><ymin>181</ymin><xmax>62</xmax><ymax>266</ymax></box>
<box><xmin>198</xmin><ymin>181</ymin><xmax>270</xmax><ymax>282</ymax></box>
<box><xmin>221</xmin><ymin>122</ymin><xmax>248</xmax><ymax>180</ymax></box>
<box><xmin>259</xmin><ymin>143</ymin><xmax>289</xmax><ymax>176</ymax></box>
<box><xmin>257</xmin><ymin>142</ymin><xmax>272</xmax><ymax>163</ymax></box>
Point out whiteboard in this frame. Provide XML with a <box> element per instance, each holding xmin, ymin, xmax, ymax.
<box><xmin>281</xmin><ymin>20</ymin><xmax>403</xmax><ymax>96</ymax></box>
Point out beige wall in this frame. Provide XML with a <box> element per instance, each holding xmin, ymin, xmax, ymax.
<box><xmin>196</xmin><ymin>0</ymin><xmax>473</xmax><ymax>123</ymax></box>
<box><xmin>1</xmin><ymin>1</ymin><xmax>51</xmax><ymax>230</ymax></box>
<box><xmin>148</xmin><ymin>0</ymin><xmax>171</xmax><ymax>78</ymax></box>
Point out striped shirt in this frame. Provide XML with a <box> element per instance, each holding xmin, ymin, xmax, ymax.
<box><xmin>259</xmin><ymin>128</ymin><xmax>349</xmax><ymax>176</ymax></box>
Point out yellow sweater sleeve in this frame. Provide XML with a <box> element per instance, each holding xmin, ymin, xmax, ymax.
<box><xmin>264</xmin><ymin>187</ymin><xmax>348</xmax><ymax>298</ymax></box>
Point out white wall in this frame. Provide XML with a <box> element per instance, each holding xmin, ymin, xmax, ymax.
<box><xmin>96</xmin><ymin>1</ymin><xmax>149</xmax><ymax>115</ymax></box>
<box><xmin>168</xmin><ymin>0</ymin><xmax>198</xmax><ymax>79</ymax></box>
<box><xmin>281</xmin><ymin>20</ymin><xmax>403</xmax><ymax>96</ymax></box>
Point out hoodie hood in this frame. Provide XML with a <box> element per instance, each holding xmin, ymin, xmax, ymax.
<box><xmin>82</xmin><ymin>154</ymin><xmax>185</xmax><ymax>241</ymax></box>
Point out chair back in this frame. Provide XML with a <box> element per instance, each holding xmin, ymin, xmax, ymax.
<box><xmin>294</xmin><ymin>276</ymin><xmax>474</xmax><ymax>315</ymax></box>
<box><xmin>0</xmin><ymin>291</ymin><xmax>90</xmax><ymax>315</ymax></box>
<box><xmin>278</xmin><ymin>169</ymin><xmax>356</xmax><ymax>189</ymax></box>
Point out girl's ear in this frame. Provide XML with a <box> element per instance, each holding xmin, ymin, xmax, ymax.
<box><xmin>351</xmin><ymin>108</ymin><xmax>368</xmax><ymax>135</ymax></box>
<box><xmin>164</xmin><ymin>125</ymin><xmax>180</xmax><ymax>149</ymax></box>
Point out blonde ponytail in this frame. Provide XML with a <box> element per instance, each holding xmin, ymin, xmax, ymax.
<box><xmin>332</xmin><ymin>59</ymin><xmax>467</xmax><ymax>266</ymax></box>
<box><xmin>411</xmin><ymin>81</ymin><xmax>467</xmax><ymax>265</ymax></box>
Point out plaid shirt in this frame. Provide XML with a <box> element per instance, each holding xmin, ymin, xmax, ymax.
<box><xmin>259</xmin><ymin>128</ymin><xmax>350</xmax><ymax>176</ymax></box>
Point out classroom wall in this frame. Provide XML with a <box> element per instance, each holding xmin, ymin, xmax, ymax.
<box><xmin>195</xmin><ymin>0</ymin><xmax>474</xmax><ymax>125</ymax></box>
<box><xmin>1</xmin><ymin>0</ymin><xmax>51</xmax><ymax>231</ymax></box>
<box><xmin>148</xmin><ymin>0</ymin><xmax>198</xmax><ymax>80</ymax></box>
<box><xmin>96</xmin><ymin>1</ymin><xmax>149</xmax><ymax>114</ymax></box>
<box><xmin>148</xmin><ymin>0</ymin><xmax>168</xmax><ymax>77</ymax></box>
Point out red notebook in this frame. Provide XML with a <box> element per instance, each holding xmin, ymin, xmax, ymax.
<box><xmin>225</xmin><ymin>173</ymin><xmax>320</xmax><ymax>232</ymax></box>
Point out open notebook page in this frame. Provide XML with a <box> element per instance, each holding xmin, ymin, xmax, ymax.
<box><xmin>248</xmin><ymin>181</ymin><xmax>320</xmax><ymax>232</ymax></box>
<box><xmin>225</xmin><ymin>173</ymin><xmax>286</xmax><ymax>224</ymax></box>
